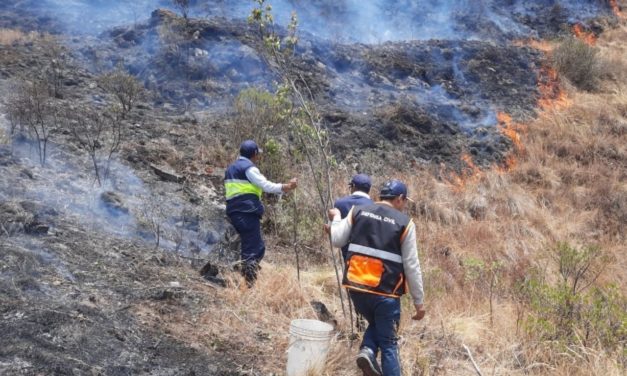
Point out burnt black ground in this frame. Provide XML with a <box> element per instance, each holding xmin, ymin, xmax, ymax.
<box><xmin>0</xmin><ymin>3</ymin><xmax>619</xmax><ymax>171</ymax></box>
<box><xmin>0</xmin><ymin>212</ymin><xmax>240</xmax><ymax>375</ymax></box>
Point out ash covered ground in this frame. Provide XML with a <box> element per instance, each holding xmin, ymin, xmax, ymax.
<box><xmin>0</xmin><ymin>0</ymin><xmax>622</xmax><ymax>375</ymax></box>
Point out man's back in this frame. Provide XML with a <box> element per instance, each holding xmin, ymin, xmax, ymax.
<box><xmin>334</xmin><ymin>193</ymin><xmax>373</xmax><ymax>259</ymax></box>
<box><xmin>334</xmin><ymin>194</ymin><xmax>373</xmax><ymax>219</ymax></box>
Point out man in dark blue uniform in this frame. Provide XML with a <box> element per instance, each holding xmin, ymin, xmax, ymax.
<box><xmin>328</xmin><ymin>179</ymin><xmax>425</xmax><ymax>376</ymax></box>
<box><xmin>333</xmin><ymin>174</ymin><xmax>373</xmax><ymax>261</ymax></box>
<box><xmin>224</xmin><ymin>140</ymin><xmax>297</xmax><ymax>286</ymax></box>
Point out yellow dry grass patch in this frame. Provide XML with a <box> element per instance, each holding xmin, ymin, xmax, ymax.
<box><xmin>0</xmin><ymin>28</ymin><xmax>37</xmax><ymax>45</ymax></box>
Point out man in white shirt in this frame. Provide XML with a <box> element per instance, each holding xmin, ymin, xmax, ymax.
<box><xmin>224</xmin><ymin>140</ymin><xmax>297</xmax><ymax>286</ymax></box>
<box><xmin>328</xmin><ymin>179</ymin><xmax>425</xmax><ymax>376</ymax></box>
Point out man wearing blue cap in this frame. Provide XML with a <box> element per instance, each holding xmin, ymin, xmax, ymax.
<box><xmin>328</xmin><ymin>179</ymin><xmax>425</xmax><ymax>376</ymax></box>
<box><xmin>333</xmin><ymin>174</ymin><xmax>374</xmax><ymax>261</ymax></box>
<box><xmin>224</xmin><ymin>140</ymin><xmax>298</xmax><ymax>286</ymax></box>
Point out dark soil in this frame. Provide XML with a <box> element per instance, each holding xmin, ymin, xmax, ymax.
<box><xmin>0</xmin><ymin>222</ymin><xmax>242</xmax><ymax>375</ymax></box>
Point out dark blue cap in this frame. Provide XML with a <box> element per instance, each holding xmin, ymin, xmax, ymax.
<box><xmin>379</xmin><ymin>179</ymin><xmax>413</xmax><ymax>201</ymax></box>
<box><xmin>239</xmin><ymin>140</ymin><xmax>261</xmax><ymax>158</ymax></box>
<box><xmin>350</xmin><ymin>174</ymin><xmax>372</xmax><ymax>193</ymax></box>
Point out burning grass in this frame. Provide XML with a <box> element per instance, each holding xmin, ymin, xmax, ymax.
<box><xmin>513</xmin><ymin>38</ymin><xmax>554</xmax><ymax>53</ymax></box>
<box><xmin>610</xmin><ymin>0</ymin><xmax>625</xmax><ymax>19</ymax></box>
<box><xmin>572</xmin><ymin>24</ymin><xmax>597</xmax><ymax>46</ymax></box>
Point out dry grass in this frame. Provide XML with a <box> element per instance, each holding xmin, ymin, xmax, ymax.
<box><xmin>389</xmin><ymin>21</ymin><xmax>626</xmax><ymax>375</ymax></box>
<box><xmin>0</xmin><ymin>127</ymin><xmax>9</xmax><ymax>145</ymax></box>
<box><xmin>129</xmin><ymin>20</ymin><xmax>626</xmax><ymax>376</ymax></box>
<box><xmin>0</xmin><ymin>28</ymin><xmax>37</xmax><ymax>45</ymax></box>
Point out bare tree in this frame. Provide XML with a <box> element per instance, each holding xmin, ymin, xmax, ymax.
<box><xmin>98</xmin><ymin>68</ymin><xmax>144</xmax><ymax>119</ymax></box>
<box><xmin>40</xmin><ymin>36</ymin><xmax>67</xmax><ymax>99</ymax></box>
<box><xmin>6</xmin><ymin>80</ymin><xmax>60</xmax><ymax>166</ymax></box>
<box><xmin>249</xmin><ymin>2</ymin><xmax>349</xmax><ymax>318</ymax></box>
<box><xmin>65</xmin><ymin>107</ymin><xmax>124</xmax><ymax>186</ymax></box>
<box><xmin>172</xmin><ymin>0</ymin><xmax>191</xmax><ymax>21</ymax></box>
<box><xmin>139</xmin><ymin>193</ymin><xmax>167</xmax><ymax>249</ymax></box>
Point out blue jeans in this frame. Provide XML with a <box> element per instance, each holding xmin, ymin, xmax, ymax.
<box><xmin>228</xmin><ymin>212</ymin><xmax>265</xmax><ymax>264</ymax></box>
<box><xmin>350</xmin><ymin>290</ymin><xmax>401</xmax><ymax>376</ymax></box>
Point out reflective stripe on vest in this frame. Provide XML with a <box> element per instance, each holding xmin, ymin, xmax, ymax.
<box><xmin>348</xmin><ymin>243</ymin><xmax>402</xmax><ymax>263</ymax></box>
<box><xmin>225</xmin><ymin>179</ymin><xmax>262</xmax><ymax>200</ymax></box>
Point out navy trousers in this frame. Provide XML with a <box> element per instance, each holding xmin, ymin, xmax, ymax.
<box><xmin>228</xmin><ymin>211</ymin><xmax>266</xmax><ymax>265</ymax></box>
<box><xmin>349</xmin><ymin>290</ymin><xmax>402</xmax><ymax>376</ymax></box>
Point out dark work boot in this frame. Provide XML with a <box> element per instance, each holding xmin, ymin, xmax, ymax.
<box><xmin>356</xmin><ymin>347</ymin><xmax>382</xmax><ymax>376</ymax></box>
<box><xmin>241</xmin><ymin>261</ymin><xmax>259</xmax><ymax>287</ymax></box>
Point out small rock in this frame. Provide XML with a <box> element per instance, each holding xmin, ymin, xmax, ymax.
<box><xmin>63</xmin><ymin>78</ymin><xmax>80</xmax><ymax>86</ymax></box>
<box><xmin>100</xmin><ymin>191</ymin><xmax>129</xmax><ymax>216</ymax></box>
<box><xmin>150</xmin><ymin>163</ymin><xmax>185</xmax><ymax>183</ymax></box>
<box><xmin>193</xmin><ymin>48</ymin><xmax>208</xmax><ymax>57</ymax></box>
<box><xmin>310</xmin><ymin>300</ymin><xmax>338</xmax><ymax>329</ymax></box>
<box><xmin>25</xmin><ymin>222</ymin><xmax>49</xmax><ymax>235</ymax></box>
<box><xmin>20</xmin><ymin>168</ymin><xmax>34</xmax><ymax>179</ymax></box>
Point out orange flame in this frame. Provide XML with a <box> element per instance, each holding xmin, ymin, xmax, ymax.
<box><xmin>444</xmin><ymin>112</ymin><xmax>531</xmax><ymax>191</ymax></box>
<box><xmin>496</xmin><ymin>112</ymin><xmax>529</xmax><ymax>173</ymax></box>
<box><xmin>513</xmin><ymin>38</ymin><xmax>553</xmax><ymax>52</ymax></box>
<box><xmin>537</xmin><ymin>66</ymin><xmax>571</xmax><ymax>110</ymax></box>
<box><xmin>572</xmin><ymin>24</ymin><xmax>597</xmax><ymax>45</ymax></box>
<box><xmin>497</xmin><ymin>112</ymin><xmax>527</xmax><ymax>153</ymax></box>
<box><xmin>497</xmin><ymin>154</ymin><xmax>518</xmax><ymax>173</ymax></box>
<box><xmin>461</xmin><ymin>154</ymin><xmax>481</xmax><ymax>175</ymax></box>
<box><xmin>610</xmin><ymin>0</ymin><xmax>624</xmax><ymax>18</ymax></box>
<box><xmin>445</xmin><ymin>153</ymin><xmax>483</xmax><ymax>191</ymax></box>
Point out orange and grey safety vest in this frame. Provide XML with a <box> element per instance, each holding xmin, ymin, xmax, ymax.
<box><xmin>342</xmin><ymin>203</ymin><xmax>411</xmax><ymax>298</ymax></box>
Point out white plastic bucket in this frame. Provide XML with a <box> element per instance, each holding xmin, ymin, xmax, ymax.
<box><xmin>286</xmin><ymin>319</ymin><xmax>335</xmax><ymax>376</ymax></box>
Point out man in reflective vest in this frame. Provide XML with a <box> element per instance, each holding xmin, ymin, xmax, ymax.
<box><xmin>328</xmin><ymin>179</ymin><xmax>425</xmax><ymax>376</ymax></box>
<box><xmin>224</xmin><ymin>140</ymin><xmax>297</xmax><ymax>286</ymax></box>
<box><xmin>333</xmin><ymin>174</ymin><xmax>374</xmax><ymax>261</ymax></box>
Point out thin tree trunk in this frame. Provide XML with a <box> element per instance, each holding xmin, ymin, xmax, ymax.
<box><xmin>91</xmin><ymin>152</ymin><xmax>102</xmax><ymax>187</ymax></box>
<box><xmin>292</xmin><ymin>197</ymin><xmax>300</xmax><ymax>283</ymax></box>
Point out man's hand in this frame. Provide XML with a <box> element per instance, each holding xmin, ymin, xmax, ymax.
<box><xmin>412</xmin><ymin>304</ymin><xmax>426</xmax><ymax>321</ymax></box>
<box><xmin>327</xmin><ymin>208</ymin><xmax>340</xmax><ymax>221</ymax></box>
<box><xmin>323</xmin><ymin>224</ymin><xmax>330</xmax><ymax>234</ymax></box>
<box><xmin>282</xmin><ymin>178</ymin><xmax>298</xmax><ymax>192</ymax></box>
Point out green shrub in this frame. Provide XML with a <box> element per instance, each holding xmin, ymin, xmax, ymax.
<box><xmin>553</xmin><ymin>37</ymin><xmax>601</xmax><ymax>91</ymax></box>
<box><xmin>231</xmin><ymin>87</ymin><xmax>290</xmax><ymax>149</ymax></box>
<box><xmin>520</xmin><ymin>243</ymin><xmax>626</xmax><ymax>352</ymax></box>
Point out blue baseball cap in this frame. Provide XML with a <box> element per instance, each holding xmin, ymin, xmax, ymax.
<box><xmin>350</xmin><ymin>174</ymin><xmax>372</xmax><ymax>193</ymax></box>
<box><xmin>239</xmin><ymin>140</ymin><xmax>262</xmax><ymax>158</ymax></box>
<box><xmin>379</xmin><ymin>179</ymin><xmax>413</xmax><ymax>202</ymax></box>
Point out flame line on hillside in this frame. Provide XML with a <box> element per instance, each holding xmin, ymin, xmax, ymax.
<box><xmin>572</xmin><ymin>24</ymin><xmax>597</xmax><ymax>45</ymax></box>
<box><xmin>610</xmin><ymin>0</ymin><xmax>625</xmax><ymax>19</ymax></box>
<box><xmin>537</xmin><ymin>66</ymin><xmax>572</xmax><ymax>110</ymax></box>
<box><xmin>512</xmin><ymin>39</ymin><xmax>553</xmax><ymax>53</ymax></box>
